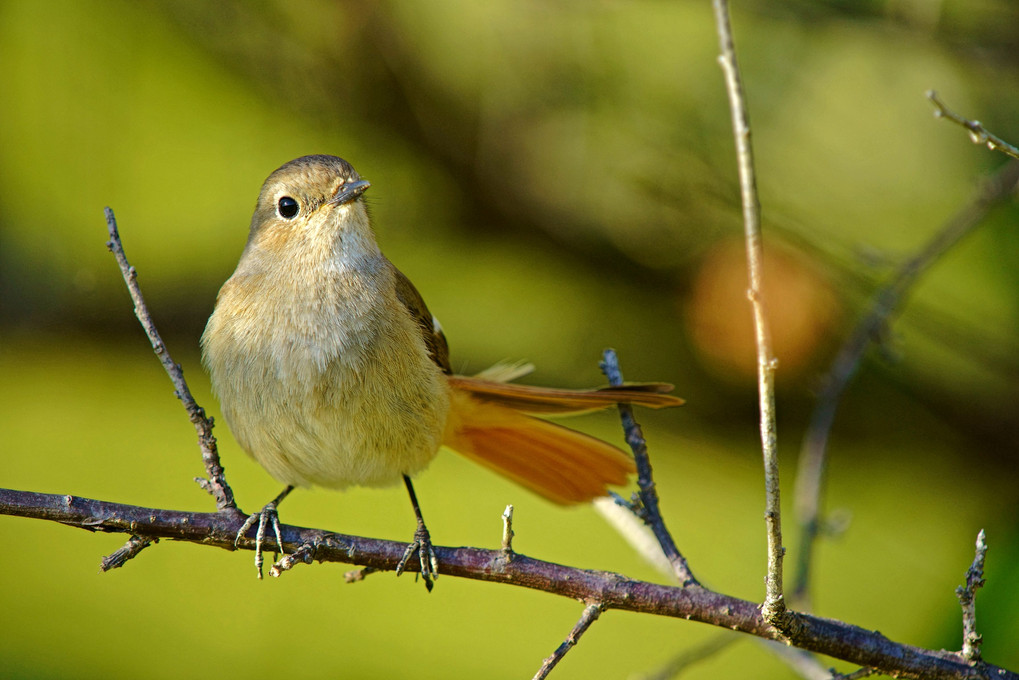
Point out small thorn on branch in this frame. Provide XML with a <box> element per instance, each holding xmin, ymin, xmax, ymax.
<box><xmin>100</xmin><ymin>534</ymin><xmax>156</xmax><ymax>572</ymax></box>
<box><xmin>501</xmin><ymin>504</ymin><xmax>515</xmax><ymax>555</ymax></box>
<box><xmin>956</xmin><ymin>529</ymin><xmax>988</xmax><ymax>661</ymax></box>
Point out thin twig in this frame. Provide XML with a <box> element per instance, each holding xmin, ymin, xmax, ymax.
<box><xmin>104</xmin><ymin>208</ymin><xmax>236</xmax><ymax>512</ymax></box>
<box><xmin>711</xmin><ymin>0</ymin><xmax>785</xmax><ymax>628</ymax></box>
<box><xmin>792</xmin><ymin>162</ymin><xmax>1019</xmax><ymax>607</ymax></box>
<box><xmin>532</xmin><ymin>603</ymin><xmax>605</xmax><ymax>680</ymax></box>
<box><xmin>956</xmin><ymin>529</ymin><xmax>988</xmax><ymax>662</ymax></box>
<box><xmin>600</xmin><ymin>349</ymin><xmax>698</xmax><ymax>587</ymax></box>
<box><xmin>2</xmin><ymin>487</ymin><xmax>1014</xmax><ymax>680</ymax></box>
<box><xmin>99</xmin><ymin>534</ymin><xmax>155</xmax><ymax>571</ymax></box>
<box><xmin>928</xmin><ymin>91</ymin><xmax>1019</xmax><ymax>161</ymax></box>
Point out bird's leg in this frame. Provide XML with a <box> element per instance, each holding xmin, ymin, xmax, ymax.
<box><xmin>395</xmin><ymin>475</ymin><xmax>439</xmax><ymax>591</ymax></box>
<box><xmin>235</xmin><ymin>484</ymin><xmax>294</xmax><ymax>579</ymax></box>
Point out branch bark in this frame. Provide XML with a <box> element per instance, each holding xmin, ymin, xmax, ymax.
<box><xmin>0</xmin><ymin>487</ymin><xmax>1011</xmax><ymax>680</ymax></box>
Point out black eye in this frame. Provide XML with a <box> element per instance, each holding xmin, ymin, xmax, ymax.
<box><xmin>277</xmin><ymin>196</ymin><xmax>300</xmax><ymax>219</ymax></box>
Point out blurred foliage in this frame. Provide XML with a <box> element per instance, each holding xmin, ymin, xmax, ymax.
<box><xmin>1</xmin><ymin>0</ymin><xmax>1018</xmax><ymax>678</ymax></box>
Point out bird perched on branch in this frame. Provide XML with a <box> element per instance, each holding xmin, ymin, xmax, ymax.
<box><xmin>202</xmin><ymin>154</ymin><xmax>683</xmax><ymax>588</ymax></box>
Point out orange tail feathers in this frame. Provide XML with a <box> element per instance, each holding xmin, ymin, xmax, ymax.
<box><xmin>446</xmin><ymin>375</ymin><xmax>684</xmax><ymax>415</ymax></box>
<box><xmin>442</xmin><ymin>377</ymin><xmax>682</xmax><ymax>504</ymax></box>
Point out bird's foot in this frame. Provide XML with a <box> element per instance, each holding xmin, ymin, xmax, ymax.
<box><xmin>235</xmin><ymin>486</ymin><xmax>294</xmax><ymax>579</ymax></box>
<box><xmin>395</xmin><ymin>521</ymin><xmax>439</xmax><ymax>592</ymax></box>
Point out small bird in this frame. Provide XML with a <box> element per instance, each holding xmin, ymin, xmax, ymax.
<box><xmin>202</xmin><ymin>155</ymin><xmax>682</xmax><ymax>587</ymax></box>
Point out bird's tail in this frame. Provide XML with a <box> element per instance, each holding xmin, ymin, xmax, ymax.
<box><xmin>442</xmin><ymin>376</ymin><xmax>682</xmax><ymax>504</ymax></box>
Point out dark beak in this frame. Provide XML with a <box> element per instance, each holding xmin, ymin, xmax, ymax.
<box><xmin>330</xmin><ymin>179</ymin><xmax>370</xmax><ymax>205</ymax></box>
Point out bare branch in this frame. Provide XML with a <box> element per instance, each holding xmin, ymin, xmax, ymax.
<box><xmin>928</xmin><ymin>90</ymin><xmax>1019</xmax><ymax>161</ymax></box>
<box><xmin>600</xmin><ymin>349</ymin><xmax>698</xmax><ymax>587</ymax></box>
<box><xmin>532</xmin><ymin>603</ymin><xmax>605</xmax><ymax>680</ymax></box>
<box><xmin>792</xmin><ymin>161</ymin><xmax>1019</xmax><ymax>606</ymax></box>
<box><xmin>710</xmin><ymin>0</ymin><xmax>785</xmax><ymax>629</ymax></box>
<box><xmin>956</xmin><ymin>529</ymin><xmax>988</xmax><ymax>662</ymax></box>
<box><xmin>1</xmin><ymin>487</ymin><xmax>1011</xmax><ymax>680</ymax></box>
<box><xmin>104</xmin><ymin>207</ymin><xmax>236</xmax><ymax>512</ymax></box>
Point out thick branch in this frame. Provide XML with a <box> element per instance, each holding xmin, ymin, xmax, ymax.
<box><xmin>0</xmin><ymin>487</ymin><xmax>1010</xmax><ymax>680</ymax></box>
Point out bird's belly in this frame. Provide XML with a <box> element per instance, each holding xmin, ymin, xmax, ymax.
<box><xmin>219</xmin><ymin>340</ymin><xmax>450</xmax><ymax>490</ymax></box>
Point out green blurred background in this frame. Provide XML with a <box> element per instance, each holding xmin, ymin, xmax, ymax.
<box><xmin>2</xmin><ymin>1</ymin><xmax>1018</xmax><ymax>677</ymax></box>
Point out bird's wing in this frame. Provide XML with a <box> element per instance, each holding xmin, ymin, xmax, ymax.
<box><xmin>391</xmin><ymin>260</ymin><xmax>452</xmax><ymax>374</ymax></box>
